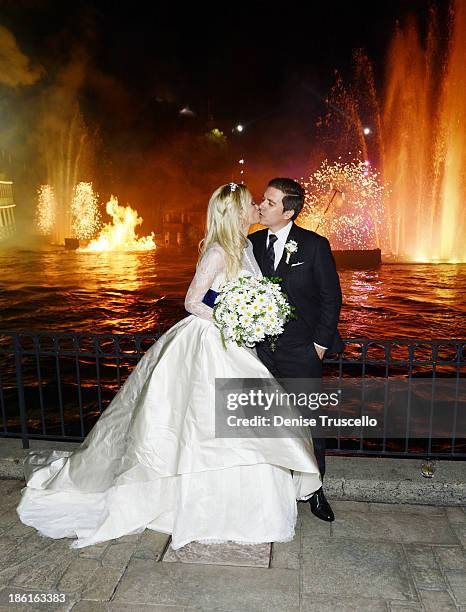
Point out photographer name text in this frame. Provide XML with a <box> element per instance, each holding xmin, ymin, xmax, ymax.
<box><xmin>226</xmin><ymin>415</ymin><xmax>378</xmax><ymax>428</ymax></box>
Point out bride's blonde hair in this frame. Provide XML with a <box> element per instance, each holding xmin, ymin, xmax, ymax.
<box><xmin>199</xmin><ymin>183</ymin><xmax>253</xmax><ymax>280</ymax></box>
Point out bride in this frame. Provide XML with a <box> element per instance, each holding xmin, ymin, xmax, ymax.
<box><xmin>17</xmin><ymin>182</ymin><xmax>321</xmax><ymax>550</ymax></box>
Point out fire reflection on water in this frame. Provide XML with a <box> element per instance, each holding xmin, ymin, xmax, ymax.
<box><xmin>72</xmin><ymin>251</ymin><xmax>145</xmax><ymax>292</ymax></box>
<box><xmin>339</xmin><ymin>265</ymin><xmax>466</xmax><ymax>341</ymax></box>
<box><xmin>0</xmin><ymin>248</ymin><xmax>464</xmax><ymax>339</ymax></box>
<box><xmin>0</xmin><ymin>250</ymin><xmax>463</xmax><ymax>452</ymax></box>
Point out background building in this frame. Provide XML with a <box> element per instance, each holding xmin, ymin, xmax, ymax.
<box><xmin>0</xmin><ymin>178</ymin><xmax>16</xmax><ymax>242</ymax></box>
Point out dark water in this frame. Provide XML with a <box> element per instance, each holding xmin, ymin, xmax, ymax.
<box><xmin>1</xmin><ymin>247</ymin><xmax>464</xmax><ymax>456</ymax></box>
<box><xmin>0</xmin><ymin>247</ymin><xmax>465</xmax><ymax>339</ymax></box>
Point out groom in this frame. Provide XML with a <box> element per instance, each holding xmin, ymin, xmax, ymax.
<box><xmin>249</xmin><ymin>177</ymin><xmax>343</xmax><ymax>522</ymax></box>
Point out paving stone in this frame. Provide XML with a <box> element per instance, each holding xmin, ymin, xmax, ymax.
<box><xmin>0</xmin><ymin>509</ymin><xmax>20</xmax><ymax>532</ymax></box>
<box><xmin>301</xmin><ymin>540</ymin><xmax>415</xmax><ymax>601</ymax></box>
<box><xmin>0</xmin><ymin>601</ymin><xmax>30</xmax><ymax>612</ymax></box>
<box><xmin>0</xmin><ymin>504</ymin><xmax>19</xmax><ymax>529</ymax></box>
<box><xmin>330</xmin><ymin>511</ymin><xmax>394</xmax><ymax>542</ymax></box>
<box><xmin>0</xmin><ymin>480</ymin><xmax>23</xmax><ymax>494</ymax></box>
<box><xmin>81</xmin><ymin>566</ymin><xmax>125</xmax><ymax>602</ymax></box>
<box><xmin>330</xmin><ymin>500</ymin><xmax>370</xmax><ymax>513</ymax></box>
<box><xmin>26</xmin><ymin>595</ymin><xmax>78</xmax><ymax>612</ymax></box>
<box><xmin>101</xmin><ymin>542</ymin><xmax>137</xmax><ymax>571</ymax></box>
<box><xmin>435</xmin><ymin>547</ymin><xmax>466</xmax><ymax>571</ymax></box>
<box><xmin>162</xmin><ymin>541</ymin><xmax>271</xmax><ymax>567</ymax></box>
<box><xmin>0</xmin><ymin>481</ymin><xmax>23</xmax><ymax>509</ymax></box>
<box><xmin>0</xmin><ymin>586</ymin><xmax>30</xmax><ymax>611</ymax></box>
<box><xmin>133</xmin><ymin>530</ymin><xmax>170</xmax><ymax>561</ymax></box>
<box><xmin>0</xmin><ymin>536</ymin><xmax>18</xmax><ymax>563</ymax></box>
<box><xmin>113</xmin><ymin>558</ymin><xmax>299</xmax><ymax>610</ymax></box>
<box><xmin>299</xmin><ymin>505</ymin><xmax>332</xmax><ymax>544</ymax></box>
<box><xmin>78</xmin><ymin>542</ymin><xmax>110</xmax><ymax>560</ymax></box>
<box><xmin>450</xmin><ymin>523</ymin><xmax>466</xmax><ymax>547</ymax></box>
<box><xmin>70</xmin><ymin>602</ymin><xmax>104</xmax><ymax>612</ymax></box>
<box><xmin>112</xmin><ymin>533</ymin><xmax>141</xmax><ymax>544</ymax></box>
<box><xmin>57</xmin><ymin>558</ymin><xmax>100</xmax><ymax>594</ymax></box>
<box><xmin>0</xmin><ymin>476</ymin><xmax>463</xmax><ymax>612</ymax></box>
<box><xmin>404</xmin><ymin>544</ymin><xmax>437</xmax><ymax>568</ymax></box>
<box><xmin>0</xmin><ymin>564</ymin><xmax>17</xmax><ymax>587</ymax></box>
<box><xmin>270</xmin><ymin>532</ymin><xmax>300</xmax><ymax>570</ymax></box>
<box><xmin>411</xmin><ymin>567</ymin><xmax>446</xmax><ymax>590</ymax></box>
<box><xmin>300</xmin><ymin>594</ymin><xmax>388</xmax><ymax>611</ymax></box>
<box><xmin>420</xmin><ymin>589</ymin><xmax>459</xmax><ymax>611</ymax></box>
<box><xmin>0</xmin><ymin>534</ymin><xmax>54</xmax><ymax>580</ymax></box>
<box><xmin>332</xmin><ymin>510</ymin><xmax>459</xmax><ymax>544</ymax></box>
<box><xmin>109</xmin><ymin>605</ymin><xmax>200</xmax><ymax>611</ymax></box>
<box><xmin>369</xmin><ymin>503</ymin><xmax>446</xmax><ymax>516</ymax></box>
<box><xmin>446</xmin><ymin>507</ymin><xmax>466</xmax><ymax>523</ymax></box>
<box><xmin>388</xmin><ymin>604</ymin><xmax>423</xmax><ymax>611</ymax></box>
<box><xmin>3</xmin><ymin>521</ymin><xmax>36</xmax><ymax>539</ymax></box>
<box><xmin>0</xmin><ymin>496</ymin><xmax>22</xmax><ymax>513</ymax></box>
<box><xmin>445</xmin><ymin>570</ymin><xmax>466</xmax><ymax>605</ymax></box>
<box><xmin>9</xmin><ymin>541</ymin><xmax>76</xmax><ymax>590</ymax></box>
<box><xmin>73</xmin><ymin>604</ymin><xmax>199</xmax><ymax>612</ymax></box>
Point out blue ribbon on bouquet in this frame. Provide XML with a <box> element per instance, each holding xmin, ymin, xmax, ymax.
<box><xmin>185</xmin><ymin>289</ymin><xmax>219</xmax><ymax>317</ymax></box>
<box><xmin>201</xmin><ymin>289</ymin><xmax>219</xmax><ymax>308</ymax></box>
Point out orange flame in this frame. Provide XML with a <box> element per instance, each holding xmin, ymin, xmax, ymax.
<box><xmin>80</xmin><ymin>196</ymin><xmax>156</xmax><ymax>252</ymax></box>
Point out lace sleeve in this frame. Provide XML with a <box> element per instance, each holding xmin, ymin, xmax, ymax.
<box><xmin>244</xmin><ymin>239</ymin><xmax>262</xmax><ymax>278</ymax></box>
<box><xmin>184</xmin><ymin>246</ymin><xmax>225</xmax><ymax>321</ymax></box>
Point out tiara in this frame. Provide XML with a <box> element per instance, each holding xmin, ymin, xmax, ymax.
<box><xmin>229</xmin><ymin>182</ymin><xmax>238</xmax><ymax>192</ymax></box>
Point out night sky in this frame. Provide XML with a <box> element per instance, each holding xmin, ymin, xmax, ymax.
<box><xmin>0</xmin><ymin>0</ymin><xmax>440</xmax><ymax>227</ymax></box>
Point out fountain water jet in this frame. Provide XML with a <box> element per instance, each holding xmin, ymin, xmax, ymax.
<box><xmin>71</xmin><ymin>182</ymin><xmax>101</xmax><ymax>240</ymax></box>
<box><xmin>314</xmin><ymin>1</ymin><xmax>465</xmax><ymax>263</ymax></box>
<box><xmin>300</xmin><ymin>157</ymin><xmax>387</xmax><ymax>256</ymax></box>
<box><xmin>35</xmin><ymin>185</ymin><xmax>56</xmax><ymax>237</ymax></box>
<box><xmin>38</xmin><ymin>100</ymin><xmax>93</xmax><ymax>245</ymax></box>
<box><xmin>382</xmin><ymin>0</ymin><xmax>466</xmax><ymax>262</ymax></box>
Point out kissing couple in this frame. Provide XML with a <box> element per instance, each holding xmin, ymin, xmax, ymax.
<box><xmin>17</xmin><ymin>177</ymin><xmax>343</xmax><ymax>550</ymax></box>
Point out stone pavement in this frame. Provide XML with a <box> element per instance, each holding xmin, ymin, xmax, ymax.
<box><xmin>0</xmin><ymin>480</ymin><xmax>465</xmax><ymax>611</ymax></box>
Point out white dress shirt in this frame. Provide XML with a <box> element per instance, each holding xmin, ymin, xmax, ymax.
<box><xmin>267</xmin><ymin>222</ymin><xmax>327</xmax><ymax>352</ymax></box>
<box><xmin>267</xmin><ymin>222</ymin><xmax>293</xmax><ymax>270</ymax></box>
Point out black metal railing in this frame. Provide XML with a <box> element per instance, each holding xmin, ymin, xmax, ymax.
<box><xmin>0</xmin><ymin>331</ymin><xmax>464</xmax><ymax>458</ymax></box>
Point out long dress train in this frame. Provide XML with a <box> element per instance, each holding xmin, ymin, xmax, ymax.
<box><xmin>17</xmin><ymin>240</ymin><xmax>321</xmax><ymax>549</ymax></box>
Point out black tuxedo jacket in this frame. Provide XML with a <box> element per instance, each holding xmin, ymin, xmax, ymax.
<box><xmin>249</xmin><ymin>223</ymin><xmax>344</xmax><ymax>354</ymax></box>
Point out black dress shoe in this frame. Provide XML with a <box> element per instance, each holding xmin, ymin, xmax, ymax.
<box><xmin>307</xmin><ymin>487</ymin><xmax>335</xmax><ymax>522</ymax></box>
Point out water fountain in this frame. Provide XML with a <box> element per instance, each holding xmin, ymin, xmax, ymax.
<box><xmin>35</xmin><ymin>184</ymin><xmax>56</xmax><ymax>238</ymax></box>
<box><xmin>38</xmin><ymin>105</ymin><xmax>93</xmax><ymax>245</ymax></box>
<box><xmin>382</xmin><ymin>0</ymin><xmax>466</xmax><ymax>262</ymax></box>
<box><xmin>36</xmin><ymin>183</ymin><xmax>156</xmax><ymax>252</ymax></box>
<box><xmin>36</xmin><ymin>181</ymin><xmax>100</xmax><ymax>249</ymax></box>
<box><xmin>70</xmin><ymin>182</ymin><xmax>101</xmax><ymax>241</ymax></box>
<box><xmin>299</xmin><ymin>157</ymin><xmax>386</xmax><ymax>267</ymax></box>
<box><xmin>310</xmin><ymin>0</ymin><xmax>466</xmax><ymax>264</ymax></box>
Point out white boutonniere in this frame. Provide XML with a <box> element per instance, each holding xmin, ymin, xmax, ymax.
<box><xmin>284</xmin><ymin>240</ymin><xmax>298</xmax><ymax>264</ymax></box>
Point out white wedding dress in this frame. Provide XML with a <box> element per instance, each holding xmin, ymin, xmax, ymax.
<box><xmin>17</xmin><ymin>240</ymin><xmax>321</xmax><ymax>550</ymax></box>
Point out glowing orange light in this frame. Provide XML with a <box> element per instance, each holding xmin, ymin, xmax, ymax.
<box><xmin>80</xmin><ymin>196</ymin><xmax>156</xmax><ymax>252</ymax></box>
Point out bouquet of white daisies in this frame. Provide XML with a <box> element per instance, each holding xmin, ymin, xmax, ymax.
<box><xmin>212</xmin><ymin>276</ymin><xmax>295</xmax><ymax>349</ymax></box>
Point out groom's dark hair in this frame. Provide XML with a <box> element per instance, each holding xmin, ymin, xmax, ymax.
<box><xmin>268</xmin><ymin>178</ymin><xmax>305</xmax><ymax>221</ymax></box>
